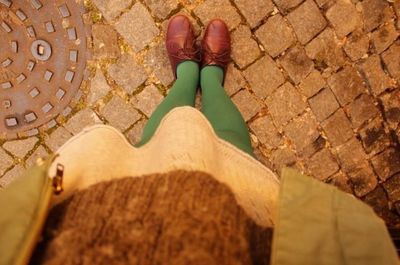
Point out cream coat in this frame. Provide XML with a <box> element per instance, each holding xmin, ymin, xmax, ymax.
<box><xmin>49</xmin><ymin>106</ymin><xmax>280</xmax><ymax>227</ymax></box>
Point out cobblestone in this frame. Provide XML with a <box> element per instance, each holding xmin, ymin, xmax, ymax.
<box><xmin>92</xmin><ymin>24</ymin><xmax>120</xmax><ymax>60</ymax></box>
<box><xmin>255</xmin><ymin>14</ymin><xmax>296</xmax><ymax>58</ymax></box>
<box><xmin>131</xmin><ymin>85</ymin><xmax>164</xmax><ymax>117</ymax></box>
<box><xmin>88</xmin><ymin>70</ymin><xmax>112</xmax><ymax>105</ymax></box>
<box><xmin>194</xmin><ymin>0</ymin><xmax>241</xmax><ymax>30</ymax></box>
<box><xmin>343</xmin><ymin>30</ymin><xmax>369</xmax><ymax>61</ymax></box>
<box><xmin>299</xmin><ymin>70</ymin><xmax>326</xmax><ymax>98</ymax></box>
<box><xmin>231</xmin><ymin>25</ymin><xmax>261</xmax><ymax>68</ymax></box>
<box><xmin>115</xmin><ymin>3</ymin><xmax>159</xmax><ymax>52</ymax></box>
<box><xmin>126</xmin><ymin>119</ymin><xmax>147</xmax><ymax>145</ymax></box>
<box><xmin>109</xmin><ymin>54</ymin><xmax>147</xmax><ymax>94</ymax></box>
<box><xmin>64</xmin><ymin>109</ymin><xmax>102</xmax><ymax>135</ymax></box>
<box><xmin>232</xmin><ymin>90</ymin><xmax>263</xmax><ymax>121</ymax></box>
<box><xmin>3</xmin><ymin>137</ymin><xmax>38</xmax><ymax>158</ymax></box>
<box><xmin>305</xmin><ymin>28</ymin><xmax>346</xmax><ymax>71</ymax></box>
<box><xmin>347</xmin><ymin>94</ymin><xmax>379</xmax><ymax>128</ymax></box>
<box><xmin>327</xmin><ymin>171</ymin><xmax>353</xmax><ymax>194</ymax></box>
<box><xmin>0</xmin><ymin>165</ymin><xmax>25</xmax><ymax>188</ymax></box>
<box><xmin>234</xmin><ymin>0</ymin><xmax>275</xmax><ymax>28</ymax></box>
<box><xmin>145</xmin><ymin>42</ymin><xmax>174</xmax><ymax>87</ymax></box>
<box><xmin>321</xmin><ymin>109</ymin><xmax>353</xmax><ymax>147</ymax></box>
<box><xmin>383</xmin><ymin>174</ymin><xmax>400</xmax><ymax>203</ymax></box>
<box><xmin>382</xmin><ymin>42</ymin><xmax>400</xmax><ymax>82</ymax></box>
<box><xmin>361</xmin><ymin>0</ymin><xmax>393</xmax><ymax>33</ymax></box>
<box><xmin>224</xmin><ymin>65</ymin><xmax>246</xmax><ymax>96</ymax></box>
<box><xmin>253</xmin><ymin>147</ymin><xmax>274</xmax><ymax>168</ymax></box>
<box><xmin>0</xmin><ymin>148</ymin><xmax>13</xmax><ymax>176</ymax></box>
<box><xmin>279</xmin><ymin>45</ymin><xmax>314</xmax><ymax>84</ymax></box>
<box><xmin>371</xmin><ymin>148</ymin><xmax>400</xmax><ymax>181</ymax></box>
<box><xmin>380</xmin><ymin>89</ymin><xmax>400</xmax><ymax>129</ymax></box>
<box><xmin>45</xmin><ymin>127</ymin><xmax>73</xmax><ymax>152</ymax></box>
<box><xmin>306</xmin><ymin>148</ymin><xmax>339</xmax><ymax>180</ymax></box>
<box><xmin>249</xmin><ymin>116</ymin><xmax>282</xmax><ymax>149</ymax></box>
<box><xmin>327</xmin><ymin>66</ymin><xmax>366</xmax><ymax>106</ymax></box>
<box><xmin>100</xmin><ymin>95</ymin><xmax>141</xmax><ymax>132</ymax></box>
<box><xmin>299</xmin><ymin>135</ymin><xmax>326</xmax><ymax>158</ymax></box>
<box><xmin>144</xmin><ymin>0</ymin><xmax>178</xmax><ymax>19</ymax></box>
<box><xmin>325</xmin><ymin>0</ymin><xmax>361</xmax><ymax>39</ymax></box>
<box><xmin>266</xmin><ymin>82</ymin><xmax>307</xmax><ymax>127</ymax></box>
<box><xmin>335</xmin><ymin>138</ymin><xmax>367</xmax><ymax>172</ymax></box>
<box><xmin>244</xmin><ymin>56</ymin><xmax>285</xmax><ymax>99</ymax></box>
<box><xmin>315</xmin><ymin>0</ymin><xmax>333</xmax><ymax>8</ymax></box>
<box><xmin>360</xmin><ymin>55</ymin><xmax>393</xmax><ymax>95</ymax></box>
<box><xmin>359</xmin><ymin>117</ymin><xmax>391</xmax><ymax>155</ymax></box>
<box><xmin>371</xmin><ymin>22</ymin><xmax>399</xmax><ymax>54</ymax></box>
<box><xmin>286</xmin><ymin>0</ymin><xmax>327</xmax><ymax>44</ymax></box>
<box><xmin>284</xmin><ymin>112</ymin><xmax>320</xmax><ymax>151</ymax></box>
<box><xmin>335</xmin><ymin>138</ymin><xmax>377</xmax><ymax>196</ymax></box>
<box><xmin>274</xmin><ymin>0</ymin><xmax>304</xmax><ymax>14</ymax></box>
<box><xmin>397</xmin><ymin>128</ymin><xmax>400</xmax><ymax>143</ymax></box>
<box><xmin>308</xmin><ymin>88</ymin><xmax>339</xmax><ymax>122</ymax></box>
<box><xmin>363</xmin><ymin>186</ymin><xmax>399</xmax><ymax>226</ymax></box>
<box><xmin>348</xmin><ymin>163</ymin><xmax>378</xmax><ymax>197</ymax></box>
<box><xmin>93</xmin><ymin>0</ymin><xmax>132</xmax><ymax>21</ymax></box>
<box><xmin>395</xmin><ymin>2</ymin><xmax>400</xmax><ymax>28</ymax></box>
<box><xmin>271</xmin><ymin>148</ymin><xmax>297</xmax><ymax>173</ymax></box>
<box><xmin>26</xmin><ymin>146</ymin><xmax>48</xmax><ymax>168</ymax></box>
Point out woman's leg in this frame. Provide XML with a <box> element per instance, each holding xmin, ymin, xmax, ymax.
<box><xmin>136</xmin><ymin>61</ymin><xmax>199</xmax><ymax>146</ymax></box>
<box><xmin>200</xmin><ymin>66</ymin><xmax>254</xmax><ymax>156</ymax></box>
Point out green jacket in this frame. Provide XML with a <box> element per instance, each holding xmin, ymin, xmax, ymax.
<box><xmin>0</xmin><ymin>158</ymin><xmax>398</xmax><ymax>265</ymax></box>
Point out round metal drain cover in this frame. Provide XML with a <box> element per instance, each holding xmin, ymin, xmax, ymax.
<box><xmin>0</xmin><ymin>0</ymin><xmax>89</xmax><ymax>139</ymax></box>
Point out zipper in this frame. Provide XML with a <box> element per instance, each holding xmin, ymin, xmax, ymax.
<box><xmin>52</xmin><ymin>164</ymin><xmax>64</xmax><ymax>195</ymax></box>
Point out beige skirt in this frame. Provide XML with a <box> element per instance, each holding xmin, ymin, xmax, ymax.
<box><xmin>49</xmin><ymin>106</ymin><xmax>280</xmax><ymax>227</ymax></box>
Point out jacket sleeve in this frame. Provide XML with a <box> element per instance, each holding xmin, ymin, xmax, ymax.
<box><xmin>0</xmin><ymin>156</ymin><xmax>56</xmax><ymax>265</ymax></box>
<box><xmin>270</xmin><ymin>167</ymin><xmax>399</xmax><ymax>265</ymax></box>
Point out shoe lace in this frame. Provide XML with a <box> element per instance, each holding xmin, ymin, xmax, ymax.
<box><xmin>202</xmin><ymin>41</ymin><xmax>231</xmax><ymax>65</ymax></box>
<box><xmin>167</xmin><ymin>40</ymin><xmax>200</xmax><ymax>61</ymax></box>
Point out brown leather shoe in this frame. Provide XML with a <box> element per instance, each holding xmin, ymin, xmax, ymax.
<box><xmin>201</xmin><ymin>19</ymin><xmax>231</xmax><ymax>74</ymax></box>
<box><xmin>166</xmin><ymin>15</ymin><xmax>200</xmax><ymax>78</ymax></box>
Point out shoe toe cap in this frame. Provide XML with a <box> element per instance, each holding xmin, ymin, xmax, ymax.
<box><xmin>167</xmin><ymin>15</ymin><xmax>192</xmax><ymax>37</ymax></box>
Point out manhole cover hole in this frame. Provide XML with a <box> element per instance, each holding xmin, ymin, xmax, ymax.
<box><xmin>0</xmin><ymin>0</ymin><xmax>89</xmax><ymax>139</ymax></box>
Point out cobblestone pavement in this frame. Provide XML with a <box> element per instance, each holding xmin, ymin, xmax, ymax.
<box><xmin>1</xmin><ymin>0</ymin><xmax>400</xmax><ymax>227</ymax></box>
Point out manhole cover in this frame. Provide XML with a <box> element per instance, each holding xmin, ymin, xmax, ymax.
<box><xmin>0</xmin><ymin>0</ymin><xmax>89</xmax><ymax>139</ymax></box>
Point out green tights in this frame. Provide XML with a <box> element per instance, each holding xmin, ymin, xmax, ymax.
<box><xmin>136</xmin><ymin>61</ymin><xmax>254</xmax><ymax>156</ymax></box>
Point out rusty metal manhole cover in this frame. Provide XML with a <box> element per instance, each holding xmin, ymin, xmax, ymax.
<box><xmin>0</xmin><ymin>0</ymin><xmax>89</xmax><ymax>139</ymax></box>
